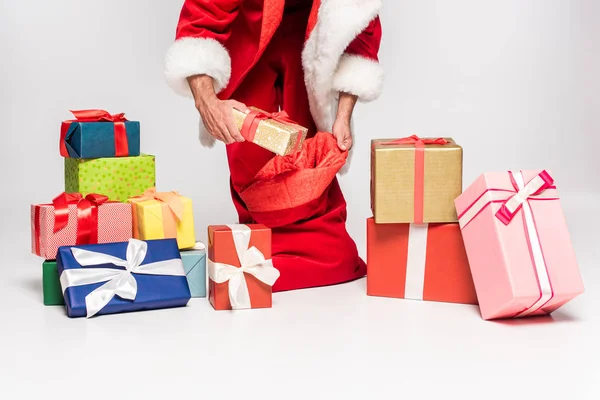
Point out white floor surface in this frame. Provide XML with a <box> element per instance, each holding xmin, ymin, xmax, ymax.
<box><xmin>0</xmin><ymin>194</ymin><xmax>598</xmax><ymax>400</ymax></box>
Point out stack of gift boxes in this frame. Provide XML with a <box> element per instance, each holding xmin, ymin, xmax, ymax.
<box><xmin>30</xmin><ymin>108</ymin><xmax>287</xmax><ymax>318</ymax></box>
<box><xmin>31</xmin><ymin>110</ymin><xmax>209</xmax><ymax>316</ymax></box>
<box><xmin>367</xmin><ymin>135</ymin><xmax>585</xmax><ymax>319</ymax></box>
<box><xmin>367</xmin><ymin>136</ymin><xmax>477</xmax><ymax>304</ymax></box>
<box><xmin>30</xmin><ymin>108</ymin><xmax>585</xmax><ymax>320</ymax></box>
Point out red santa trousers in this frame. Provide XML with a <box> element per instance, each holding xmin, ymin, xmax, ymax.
<box><xmin>225</xmin><ymin>5</ymin><xmax>366</xmax><ymax>292</ymax></box>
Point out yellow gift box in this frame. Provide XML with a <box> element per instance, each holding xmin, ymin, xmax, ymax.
<box><xmin>128</xmin><ymin>188</ymin><xmax>196</xmax><ymax>249</ymax></box>
<box><xmin>232</xmin><ymin>107</ymin><xmax>308</xmax><ymax>156</ymax></box>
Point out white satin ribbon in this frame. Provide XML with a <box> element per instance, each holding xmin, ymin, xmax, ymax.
<box><xmin>511</xmin><ymin>171</ymin><xmax>553</xmax><ymax>317</ymax></box>
<box><xmin>60</xmin><ymin>238</ymin><xmax>186</xmax><ymax>318</ymax></box>
<box><xmin>404</xmin><ymin>224</ymin><xmax>429</xmax><ymax>300</ymax></box>
<box><xmin>458</xmin><ymin>188</ymin><xmax>559</xmax><ymax>228</ymax></box>
<box><xmin>190</xmin><ymin>241</ymin><xmax>205</xmax><ymax>251</ymax></box>
<box><xmin>208</xmin><ymin>224</ymin><xmax>280</xmax><ymax>310</ymax></box>
<box><xmin>502</xmin><ymin>174</ymin><xmax>548</xmax><ymax>217</ymax></box>
<box><xmin>458</xmin><ymin>190</ymin><xmax>514</xmax><ymax>229</ymax></box>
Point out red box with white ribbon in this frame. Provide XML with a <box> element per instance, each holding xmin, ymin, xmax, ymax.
<box><xmin>366</xmin><ymin>218</ymin><xmax>477</xmax><ymax>305</ymax></box>
<box><xmin>207</xmin><ymin>224</ymin><xmax>279</xmax><ymax>310</ymax></box>
<box><xmin>455</xmin><ymin>170</ymin><xmax>584</xmax><ymax>320</ymax></box>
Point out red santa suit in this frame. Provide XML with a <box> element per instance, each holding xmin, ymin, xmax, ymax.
<box><xmin>165</xmin><ymin>0</ymin><xmax>383</xmax><ymax>291</ymax></box>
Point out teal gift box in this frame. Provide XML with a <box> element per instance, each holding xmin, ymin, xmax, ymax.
<box><xmin>181</xmin><ymin>244</ymin><xmax>207</xmax><ymax>298</ymax></box>
<box><xmin>60</xmin><ymin>109</ymin><xmax>140</xmax><ymax>159</ymax></box>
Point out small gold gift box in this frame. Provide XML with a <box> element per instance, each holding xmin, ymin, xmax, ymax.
<box><xmin>232</xmin><ymin>107</ymin><xmax>308</xmax><ymax>156</ymax></box>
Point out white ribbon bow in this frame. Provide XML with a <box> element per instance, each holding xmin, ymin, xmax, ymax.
<box><xmin>60</xmin><ymin>238</ymin><xmax>186</xmax><ymax>318</ymax></box>
<box><xmin>208</xmin><ymin>224</ymin><xmax>280</xmax><ymax>310</ymax></box>
<box><xmin>497</xmin><ymin>171</ymin><xmax>553</xmax><ymax>223</ymax></box>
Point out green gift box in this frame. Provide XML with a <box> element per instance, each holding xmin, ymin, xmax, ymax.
<box><xmin>65</xmin><ymin>154</ymin><xmax>156</xmax><ymax>202</ymax></box>
<box><xmin>43</xmin><ymin>261</ymin><xmax>64</xmax><ymax>306</ymax></box>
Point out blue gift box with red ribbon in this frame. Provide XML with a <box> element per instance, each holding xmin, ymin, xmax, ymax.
<box><xmin>60</xmin><ymin>109</ymin><xmax>140</xmax><ymax>159</ymax></box>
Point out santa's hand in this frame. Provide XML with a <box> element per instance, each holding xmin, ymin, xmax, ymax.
<box><xmin>332</xmin><ymin>92</ymin><xmax>358</xmax><ymax>151</ymax></box>
<box><xmin>188</xmin><ymin>75</ymin><xmax>247</xmax><ymax>144</ymax></box>
<box><xmin>332</xmin><ymin>118</ymin><xmax>352</xmax><ymax>151</ymax></box>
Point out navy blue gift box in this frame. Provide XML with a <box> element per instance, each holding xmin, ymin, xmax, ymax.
<box><xmin>57</xmin><ymin>238</ymin><xmax>191</xmax><ymax>318</ymax></box>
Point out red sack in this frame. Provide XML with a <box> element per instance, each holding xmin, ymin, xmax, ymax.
<box><xmin>239</xmin><ymin>132</ymin><xmax>348</xmax><ymax>227</ymax></box>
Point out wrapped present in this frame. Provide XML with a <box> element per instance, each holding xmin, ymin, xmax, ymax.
<box><xmin>233</xmin><ymin>107</ymin><xmax>307</xmax><ymax>156</ymax></box>
<box><xmin>371</xmin><ymin>135</ymin><xmax>462</xmax><ymax>224</ymax></box>
<box><xmin>455</xmin><ymin>170</ymin><xmax>584</xmax><ymax>320</ymax></box>
<box><xmin>60</xmin><ymin>109</ymin><xmax>140</xmax><ymax>158</ymax></box>
<box><xmin>57</xmin><ymin>238</ymin><xmax>191</xmax><ymax>318</ymax></box>
<box><xmin>43</xmin><ymin>261</ymin><xmax>64</xmax><ymax>306</ymax></box>
<box><xmin>208</xmin><ymin>224</ymin><xmax>279</xmax><ymax>310</ymax></box>
<box><xmin>43</xmin><ymin>243</ymin><xmax>206</xmax><ymax>305</ymax></box>
<box><xmin>367</xmin><ymin>218</ymin><xmax>477</xmax><ymax>304</ymax></box>
<box><xmin>65</xmin><ymin>154</ymin><xmax>155</xmax><ymax>202</ymax></box>
<box><xmin>31</xmin><ymin>192</ymin><xmax>132</xmax><ymax>260</ymax></box>
<box><xmin>128</xmin><ymin>188</ymin><xmax>196</xmax><ymax>250</ymax></box>
<box><xmin>181</xmin><ymin>243</ymin><xmax>207</xmax><ymax>298</ymax></box>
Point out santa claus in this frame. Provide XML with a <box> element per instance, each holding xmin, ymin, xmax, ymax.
<box><xmin>164</xmin><ymin>0</ymin><xmax>383</xmax><ymax>292</ymax></box>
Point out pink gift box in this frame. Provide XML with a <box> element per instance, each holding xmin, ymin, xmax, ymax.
<box><xmin>455</xmin><ymin>170</ymin><xmax>584</xmax><ymax>320</ymax></box>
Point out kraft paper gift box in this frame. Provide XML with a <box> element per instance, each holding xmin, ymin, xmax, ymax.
<box><xmin>60</xmin><ymin>109</ymin><xmax>140</xmax><ymax>159</ymax></box>
<box><xmin>232</xmin><ymin>107</ymin><xmax>307</xmax><ymax>156</ymax></box>
<box><xmin>43</xmin><ymin>261</ymin><xmax>64</xmax><ymax>306</ymax></box>
<box><xmin>65</xmin><ymin>154</ymin><xmax>155</xmax><ymax>202</ymax></box>
<box><xmin>44</xmin><ymin>244</ymin><xmax>206</xmax><ymax>305</ymax></box>
<box><xmin>366</xmin><ymin>218</ymin><xmax>477</xmax><ymax>304</ymax></box>
<box><xmin>57</xmin><ymin>238</ymin><xmax>191</xmax><ymax>318</ymax></box>
<box><xmin>31</xmin><ymin>192</ymin><xmax>133</xmax><ymax>260</ymax></box>
<box><xmin>208</xmin><ymin>224</ymin><xmax>280</xmax><ymax>310</ymax></box>
<box><xmin>180</xmin><ymin>243</ymin><xmax>207</xmax><ymax>298</ymax></box>
<box><xmin>128</xmin><ymin>189</ymin><xmax>196</xmax><ymax>250</ymax></box>
<box><xmin>455</xmin><ymin>170</ymin><xmax>584</xmax><ymax>320</ymax></box>
<box><xmin>371</xmin><ymin>135</ymin><xmax>462</xmax><ymax>224</ymax></box>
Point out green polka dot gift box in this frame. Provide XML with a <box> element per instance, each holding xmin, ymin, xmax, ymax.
<box><xmin>65</xmin><ymin>154</ymin><xmax>156</xmax><ymax>202</ymax></box>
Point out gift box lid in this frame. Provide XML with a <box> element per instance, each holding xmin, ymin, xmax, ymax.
<box><xmin>371</xmin><ymin>137</ymin><xmax>460</xmax><ymax>151</ymax></box>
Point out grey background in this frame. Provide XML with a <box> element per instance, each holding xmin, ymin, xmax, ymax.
<box><xmin>1</xmin><ymin>1</ymin><xmax>599</xmax><ymax>399</ymax></box>
<box><xmin>1</xmin><ymin>0</ymin><xmax>598</xmax><ymax>256</ymax></box>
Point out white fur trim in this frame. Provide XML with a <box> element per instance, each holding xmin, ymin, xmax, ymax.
<box><xmin>164</xmin><ymin>37</ymin><xmax>231</xmax><ymax>98</ymax></box>
<box><xmin>333</xmin><ymin>54</ymin><xmax>383</xmax><ymax>102</ymax></box>
<box><xmin>303</xmin><ymin>0</ymin><xmax>382</xmax><ymax>174</ymax></box>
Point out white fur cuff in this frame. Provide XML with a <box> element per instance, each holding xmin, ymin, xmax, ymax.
<box><xmin>332</xmin><ymin>54</ymin><xmax>383</xmax><ymax>102</ymax></box>
<box><xmin>164</xmin><ymin>37</ymin><xmax>231</xmax><ymax>97</ymax></box>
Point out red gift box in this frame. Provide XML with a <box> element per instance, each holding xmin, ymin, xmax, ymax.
<box><xmin>208</xmin><ymin>224</ymin><xmax>279</xmax><ymax>310</ymax></box>
<box><xmin>367</xmin><ymin>218</ymin><xmax>477</xmax><ymax>304</ymax></box>
<box><xmin>31</xmin><ymin>192</ymin><xmax>132</xmax><ymax>260</ymax></box>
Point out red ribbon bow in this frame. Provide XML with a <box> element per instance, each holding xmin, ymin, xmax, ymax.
<box><xmin>240</xmin><ymin>109</ymin><xmax>304</xmax><ymax>154</ymax></box>
<box><xmin>60</xmin><ymin>109</ymin><xmax>129</xmax><ymax>157</ymax></box>
<box><xmin>52</xmin><ymin>192</ymin><xmax>110</xmax><ymax>245</ymax></box>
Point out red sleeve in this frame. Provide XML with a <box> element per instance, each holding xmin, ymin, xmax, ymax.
<box><xmin>344</xmin><ymin>16</ymin><xmax>382</xmax><ymax>61</ymax></box>
<box><xmin>175</xmin><ymin>0</ymin><xmax>242</xmax><ymax>43</ymax></box>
